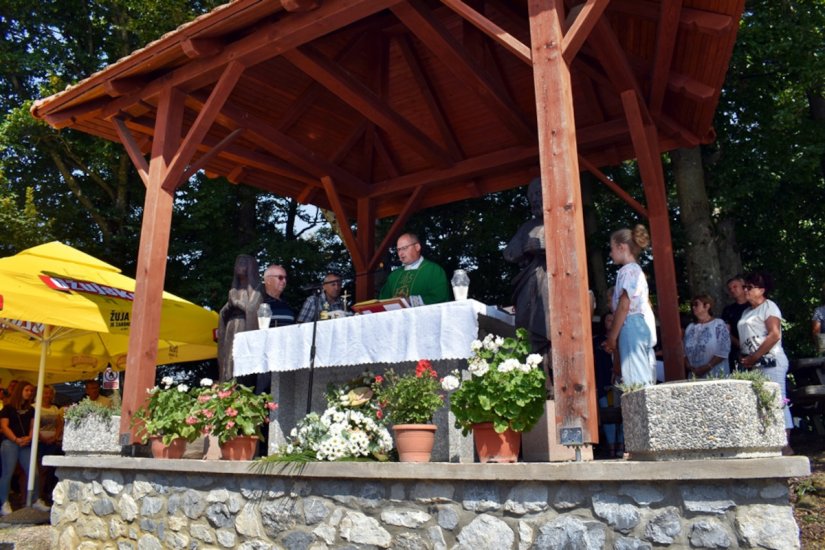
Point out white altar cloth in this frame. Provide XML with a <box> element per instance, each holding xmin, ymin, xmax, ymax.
<box><xmin>232</xmin><ymin>299</ymin><xmax>513</xmax><ymax>376</ymax></box>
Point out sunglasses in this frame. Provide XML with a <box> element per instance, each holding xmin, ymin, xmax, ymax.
<box><xmin>266</xmin><ymin>275</ymin><xmax>287</xmax><ymax>281</ymax></box>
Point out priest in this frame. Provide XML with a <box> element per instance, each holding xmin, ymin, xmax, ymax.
<box><xmin>379</xmin><ymin>232</ymin><xmax>451</xmax><ymax>305</ymax></box>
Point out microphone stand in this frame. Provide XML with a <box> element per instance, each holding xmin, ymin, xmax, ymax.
<box><xmin>306</xmin><ymin>287</ymin><xmax>322</xmax><ymax>414</ymax></box>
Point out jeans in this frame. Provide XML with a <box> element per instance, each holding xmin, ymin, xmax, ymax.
<box><xmin>618</xmin><ymin>315</ymin><xmax>656</xmax><ymax>386</ymax></box>
<box><xmin>0</xmin><ymin>439</ymin><xmax>38</xmax><ymax>505</ymax></box>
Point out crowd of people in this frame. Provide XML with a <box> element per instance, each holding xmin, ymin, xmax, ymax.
<box><xmin>0</xmin><ymin>379</ymin><xmax>113</xmax><ymax>515</ymax></box>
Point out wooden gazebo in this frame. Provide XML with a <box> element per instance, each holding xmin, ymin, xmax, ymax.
<box><xmin>32</xmin><ymin>0</ymin><xmax>746</xmax><ymax>446</ymax></box>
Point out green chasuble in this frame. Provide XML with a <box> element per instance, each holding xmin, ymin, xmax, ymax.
<box><xmin>379</xmin><ymin>258</ymin><xmax>451</xmax><ymax>305</ymax></box>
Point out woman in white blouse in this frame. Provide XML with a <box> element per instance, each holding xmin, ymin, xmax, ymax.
<box><xmin>683</xmin><ymin>294</ymin><xmax>730</xmax><ymax>379</ymax></box>
<box><xmin>737</xmin><ymin>271</ymin><xmax>793</xmax><ymax>454</ymax></box>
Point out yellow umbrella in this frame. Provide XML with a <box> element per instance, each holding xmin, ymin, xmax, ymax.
<box><xmin>0</xmin><ymin>241</ymin><xmax>218</xmax><ymax>506</ymax></box>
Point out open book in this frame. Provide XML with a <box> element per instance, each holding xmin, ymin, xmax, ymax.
<box><xmin>351</xmin><ymin>297</ymin><xmax>409</xmax><ymax>314</ymax></box>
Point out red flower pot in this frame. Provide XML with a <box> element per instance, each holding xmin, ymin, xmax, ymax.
<box><xmin>472</xmin><ymin>422</ymin><xmax>521</xmax><ymax>463</ymax></box>
<box><xmin>393</xmin><ymin>424</ymin><xmax>437</xmax><ymax>462</ymax></box>
<box><xmin>219</xmin><ymin>436</ymin><xmax>259</xmax><ymax>460</ymax></box>
<box><xmin>149</xmin><ymin>436</ymin><xmax>187</xmax><ymax>459</ymax></box>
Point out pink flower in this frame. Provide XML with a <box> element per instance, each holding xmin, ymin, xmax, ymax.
<box><xmin>225</xmin><ymin>407</ymin><xmax>238</xmax><ymax>417</ymax></box>
<box><xmin>376</xmin><ymin>409</ymin><xmax>383</xmax><ymax>419</ymax></box>
<box><xmin>218</xmin><ymin>390</ymin><xmax>233</xmax><ymax>399</ymax></box>
<box><xmin>197</xmin><ymin>394</ymin><xmax>213</xmax><ymax>403</ymax></box>
<box><xmin>185</xmin><ymin>416</ymin><xmax>198</xmax><ymax>425</ymax></box>
<box><xmin>226</xmin><ymin>421</ymin><xmax>235</xmax><ymax>429</ymax></box>
<box><xmin>202</xmin><ymin>409</ymin><xmax>214</xmax><ymax>419</ymax></box>
<box><xmin>266</xmin><ymin>402</ymin><xmax>278</xmax><ymax>411</ymax></box>
<box><xmin>374</xmin><ymin>375</ymin><xmax>384</xmax><ymax>384</ymax></box>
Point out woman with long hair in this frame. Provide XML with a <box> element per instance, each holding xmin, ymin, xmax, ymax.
<box><xmin>0</xmin><ymin>382</ymin><xmax>48</xmax><ymax>514</ymax></box>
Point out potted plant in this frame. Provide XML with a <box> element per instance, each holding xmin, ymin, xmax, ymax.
<box><xmin>194</xmin><ymin>379</ymin><xmax>277</xmax><ymax>460</ymax></box>
<box><xmin>372</xmin><ymin>360</ymin><xmax>445</xmax><ymax>462</ymax></box>
<box><xmin>62</xmin><ymin>393</ymin><xmax>121</xmax><ymax>456</ymax></box>
<box><xmin>131</xmin><ymin>376</ymin><xmax>201</xmax><ymax>458</ymax></box>
<box><xmin>441</xmin><ymin>328</ymin><xmax>546</xmax><ymax>462</ymax></box>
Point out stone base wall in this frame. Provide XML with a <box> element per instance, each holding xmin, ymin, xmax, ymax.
<box><xmin>47</xmin><ymin>457</ymin><xmax>807</xmax><ymax>549</ymax></box>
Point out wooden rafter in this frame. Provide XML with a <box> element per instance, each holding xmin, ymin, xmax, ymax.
<box><xmin>181</xmin><ymin>37</ymin><xmax>224</xmax><ymax>59</ymax></box>
<box><xmin>330</xmin><ymin>121</ymin><xmax>368</xmax><ymax>165</ymax></box>
<box><xmin>283</xmin><ymin>45</ymin><xmax>454</xmax><ymax>168</ymax></box>
<box><xmin>391</xmin><ymin>0</ymin><xmax>535</xmax><ymax>143</ymax></box>
<box><xmin>374</xmin><ymin>129</ymin><xmax>400</xmax><ymax>178</ymax></box>
<box><xmin>181</xmin><ymin>128</ymin><xmax>244</xmax><ymax>182</ymax></box>
<box><xmin>368</xmin><ymin>185</ymin><xmax>426</xmax><ymax>272</ymax></box>
<box><xmin>562</xmin><ymin>0</ymin><xmax>609</xmax><ymax>64</ymax></box>
<box><xmin>608</xmin><ymin>0</ymin><xmax>733</xmax><ymax>36</ymax></box>
<box><xmin>439</xmin><ymin>0</ymin><xmax>531</xmax><ymax>65</ymax></box>
<box><xmin>321</xmin><ymin>176</ymin><xmax>366</xmax><ymax>271</ymax></box>
<box><xmin>578</xmin><ymin>156</ymin><xmax>648</xmax><ymax>217</ymax></box>
<box><xmin>394</xmin><ymin>34</ymin><xmax>463</xmax><ymax>162</ymax></box>
<box><xmin>648</xmin><ymin>0</ymin><xmax>683</xmax><ymax>115</ymax></box>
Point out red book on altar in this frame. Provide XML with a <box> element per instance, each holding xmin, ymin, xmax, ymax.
<box><xmin>351</xmin><ymin>297</ymin><xmax>409</xmax><ymax>314</ymax></box>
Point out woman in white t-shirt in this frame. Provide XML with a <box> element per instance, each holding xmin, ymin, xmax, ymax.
<box><xmin>737</xmin><ymin>271</ymin><xmax>793</xmax><ymax>454</ymax></box>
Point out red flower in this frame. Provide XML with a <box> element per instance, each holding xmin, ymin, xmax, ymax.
<box><xmin>376</xmin><ymin>409</ymin><xmax>383</xmax><ymax>419</ymax></box>
<box><xmin>416</xmin><ymin>359</ymin><xmax>436</xmax><ymax>378</ymax></box>
<box><xmin>266</xmin><ymin>402</ymin><xmax>278</xmax><ymax>411</ymax></box>
<box><xmin>374</xmin><ymin>375</ymin><xmax>384</xmax><ymax>384</ymax></box>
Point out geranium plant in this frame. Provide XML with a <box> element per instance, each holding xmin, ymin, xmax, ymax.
<box><xmin>194</xmin><ymin>379</ymin><xmax>277</xmax><ymax>444</ymax></box>
<box><xmin>372</xmin><ymin>360</ymin><xmax>445</xmax><ymax>425</ymax></box>
<box><xmin>132</xmin><ymin>377</ymin><xmax>200</xmax><ymax>445</ymax></box>
<box><xmin>442</xmin><ymin>328</ymin><xmax>546</xmax><ymax>435</ymax></box>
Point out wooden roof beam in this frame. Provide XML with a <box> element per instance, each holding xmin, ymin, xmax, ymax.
<box><xmin>113</xmin><ymin>117</ymin><xmax>150</xmax><ymax>186</ymax></box>
<box><xmin>391</xmin><ymin>0</ymin><xmax>535</xmax><ymax>144</ymax></box>
<box><xmin>367</xmin><ymin>185</ymin><xmax>425</xmax><ymax>271</ymax></box>
<box><xmin>438</xmin><ymin>0</ymin><xmax>532</xmax><ymax>65</ymax></box>
<box><xmin>394</xmin><ymin>35</ymin><xmax>463</xmax><ymax>162</ymax></box>
<box><xmin>369</xmin><ymin>144</ymin><xmax>539</xmax><ymax>198</ymax></box>
<box><xmin>105</xmin><ymin>77</ymin><xmax>147</xmax><ymax>98</ymax></box>
<box><xmin>180</xmin><ymin>127</ymin><xmax>244</xmax><ymax>182</ymax></box>
<box><xmin>562</xmin><ymin>0</ymin><xmax>609</xmax><ymax>64</ymax></box>
<box><xmin>330</xmin><ymin>121</ymin><xmax>368</xmax><ymax>165</ymax></box>
<box><xmin>279</xmin><ymin>0</ymin><xmax>320</xmax><ymax>12</ymax></box>
<box><xmin>667</xmin><ymin>72</ymin><xmax>715</xmax><ymax>102</ymax></box>
<box><xmin>181</xmin><ymin>38</ymin><xmax>224</xmax><ymax>59</ymax></box>
<box><xmin>83</xmin><ymin>0</ymin><xmax>407</xmax><ymax>123</ymax></box>
<box><xmin>282</xmin><ymin>45</ymin><xmax>455</xmax><ymax>168</ymax></box>
<box><xmin>608</xmin><ymin>0</ymin><xmax>733</xmax><ymax>36</ymax></box>
<box><xmin>578</xmin><ymin>155</ymin><xmax>648</xmax><ymax>217</ymax></box>
<box><xmin>648</xmin><ymin>0</ymin><xmax>682</xmax><ymax>116</ymax></box>
<box><xmin>321</xmin><ymin>176</ymin><xmax>366</xmax><ymax>272</ymax></box>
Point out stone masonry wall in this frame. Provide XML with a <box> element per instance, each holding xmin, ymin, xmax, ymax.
<box><xmin>50</xmin><ymin>464</ymin><xmax>800</xmax><ymax>549</ymax></box>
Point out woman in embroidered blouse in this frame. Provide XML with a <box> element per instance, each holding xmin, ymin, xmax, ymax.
<box><xmin>737</xmin><ymin>271</ymin><xmax>793</xmax><ymax>454</ymax></box>
<box><xmin>683</xmin><ymin>294</ymin><xmax>731</xmax><ymax>379</ymax></box>
<box><xmin>0</xmin><ymin>381</ymin><xmax>45</xmax><ymax>514</ymax></box>
<box><xmin>603</xmin><ymin>225</ymin><xmax>657</xmax><ymax>386</ymax></box>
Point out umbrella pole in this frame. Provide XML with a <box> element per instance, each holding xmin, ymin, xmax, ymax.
<box><xmin>27</xmin><ymin>325</ymin><xmax>50</xmax><ymax>508</ymax></box>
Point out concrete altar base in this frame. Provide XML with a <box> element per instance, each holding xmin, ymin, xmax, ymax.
<box><xmin>45</xmin><ymin>455</ymin><xmax>808</xmax><ymax>549</ymax></box>
<box><xmin>622</xmin><ymin>380</ymin><xmax>787</xmax><ymax>461</ymax></box>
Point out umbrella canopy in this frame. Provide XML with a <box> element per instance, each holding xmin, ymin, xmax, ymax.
<box><xmin>0</xmin><ymin>241</ymin><xmax>218</xmax><ymax>507</ymax></box>
<box><xmin>0</xmin><ymin>241</ymin><xmax>218</xmax><ymax>382</ymax></box>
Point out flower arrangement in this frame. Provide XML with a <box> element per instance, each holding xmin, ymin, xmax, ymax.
<box><xmin>193</xmin><ymin>379</ymin><xmax>277</xmax><ymax>444</ymax></box>
<box><xmin>443</xmin><ymin>328</ymin><xmax>546</xmax><ymax>435</ymax></box>
<box><xmin>132</xmin><ymin>377</ymin><xmax>200</xmax><ymax>445</ymax></box>
<box><xmin>372</xmin><ymin>360</ymin><xmax>444</xmax><ymax>425</ymax></box>
<box><xmin>276</xmin><ymin>372</ymin><xmax>392</xmax><ymax>462</ymax></box>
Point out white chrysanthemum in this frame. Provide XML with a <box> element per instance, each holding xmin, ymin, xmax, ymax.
<box><xmin>470</xmin><ymin>339</ymin><xmax>483</xmax><ymax>351</ymax></box>
<box><xmin>441</xmin><ymin>375</ymin><xmax>460</xmax><ymax>391</ymax></box>
<box><xmin>526</xmin><ymin>354</ymin><xmax>543</xmax><ymax>368</ymax></box>
<box><xmin>161</xmin><ymin>376</ymin><xmax>174</xmax><ymax>387</ymax></box>
<box><xmin>177</xmin><ymin>384</ymin><xmax>189</xmax><ymax>393</ymax></box>
<box><xmin>200</xmin><ymin>377</ymin><xmax>213</xmax><ymax>387</ymax></box>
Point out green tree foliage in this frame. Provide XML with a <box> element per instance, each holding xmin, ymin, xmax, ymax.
<box><xmin>0</xmin><ymin>186</ymin><xmax>53</xmax><ymax>255</ymax></box>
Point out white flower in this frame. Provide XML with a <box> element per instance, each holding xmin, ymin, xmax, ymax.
<box><xmin>526</xmin><ymin>354</ymin><xmax>543</xmax><ymax>368</ymax></box>
<box><xmin>517</xmin><ymin>362</ymin><xmax>531</xmax><ymax>373</ymax></box>
<box><xmin>473</xmin><ymin>361</ymin><xmax>489</xmax><ymax>377</ymax></box>
<box><xmin>200</xmin><ymin>378</ymin><xmax>213</xmax><ymax>387</ymax></box>
<box><xmin>470</xmin><ymin>339</ymin><xmax>483</xmax><ymax>351</ymax></box>
<box><xmin>177</xmin><ymin>384</ymin><xmax>189</xmax><ymax>393</ymax></box>
<box><xmin>441</xmin><ymin>375</ymin><xmax>460</xmax><ymax>391</ymax></box>
<box><xmin>161</xmin><ymin>376</ymin><xmax>174</xmax><ymax>387</ymax></box>
<box><xmin>494</xmin><ymin>336</ymin><xmax>505</xmax><ymax>347</ymax></box>
<box><xmin>146</xmin><ymin>386</ymin><xmax>158</xmax><ymax>395</ymax></box>
<box><xmin>498</xmin><ymin>358</ymin><xmax>520</xmax><ymax>373</ymax></box>
<box><xmin>483</xmin><ymin>336</ymin><xmax>499</xmax><ymax>351</ymax></box>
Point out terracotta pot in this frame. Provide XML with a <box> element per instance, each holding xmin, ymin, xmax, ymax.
<box><xmin>149</xmin><ymin>436</ymin><xmax>187</xmax><ymax>459</ymax></box>
<box><xmin>392</xmin><ymin>424</ymin><xmax>437</xmax><ymax>462</ymax></box>
<box><xmin>472</xmin><ymin>422</ymin><xmax>521</xmax><ymax>463</ymax></box>
<box><xmin>219</xmin><ymin>435</ymin><xmax>259</xmax><ymax>460</ymax></box>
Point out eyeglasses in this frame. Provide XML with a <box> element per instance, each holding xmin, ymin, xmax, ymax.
<box><xmin>266</xmin><ymin>275</ymin><xmax>287</xmax><ymax>281</ymax></box>
<box><xmin>397</xmin><ymin>242</ymin><xmax>419</xmax><ymax>252</ymax></box>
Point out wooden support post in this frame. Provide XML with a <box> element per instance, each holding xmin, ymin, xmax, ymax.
<box><xmin>119</xmin><ymin>87</ymin><xmax>185</xmax><ymax>444</ymax></box>
<box><xmin>528</xmin><ymin>0</ymin><xmax>598</xmax><ymax>446</ymax></box>
<box><xmin>356</xmin><ymin>197</ymin><xmax>375</xmax><ymax>302</ymax></box>
<box><xmin>621</xmin><ymin>90</ymin><xmax>684</xmax><ymax>380</ymax></box>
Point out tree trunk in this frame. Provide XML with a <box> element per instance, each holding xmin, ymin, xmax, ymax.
<box><xmin>581</xmin><ymin>172</ymin><xmax>608</xmax><ymax>315</ymax></box>
<box><xmin>716</xmin><ymin>217</ymin><xmax>743</xmax><ymax>285</ymax></box>
<box><xmin>672</xmin><ymin>147</ymin><xmax>724</xmax><ymax>314</ymax></box>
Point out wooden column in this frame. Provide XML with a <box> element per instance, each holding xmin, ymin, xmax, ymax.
<box><xmin>528</xmin><ymin>0</ymin><xmax>598</xmax><ymax>444</ymax></box>
<box><xmin>621</xmin><ymin>90</ymin><xmax>684</xmax><ymax>380</ymax></box>
<box><xmin>356</xmin><ymin>197</ymin><xmax>376</xmax><ymax>301</ymax></box>
<box><xmin>118</xmin><ymin>87</ymin><xmax>185</xmax><ymax>443</ymax></box>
